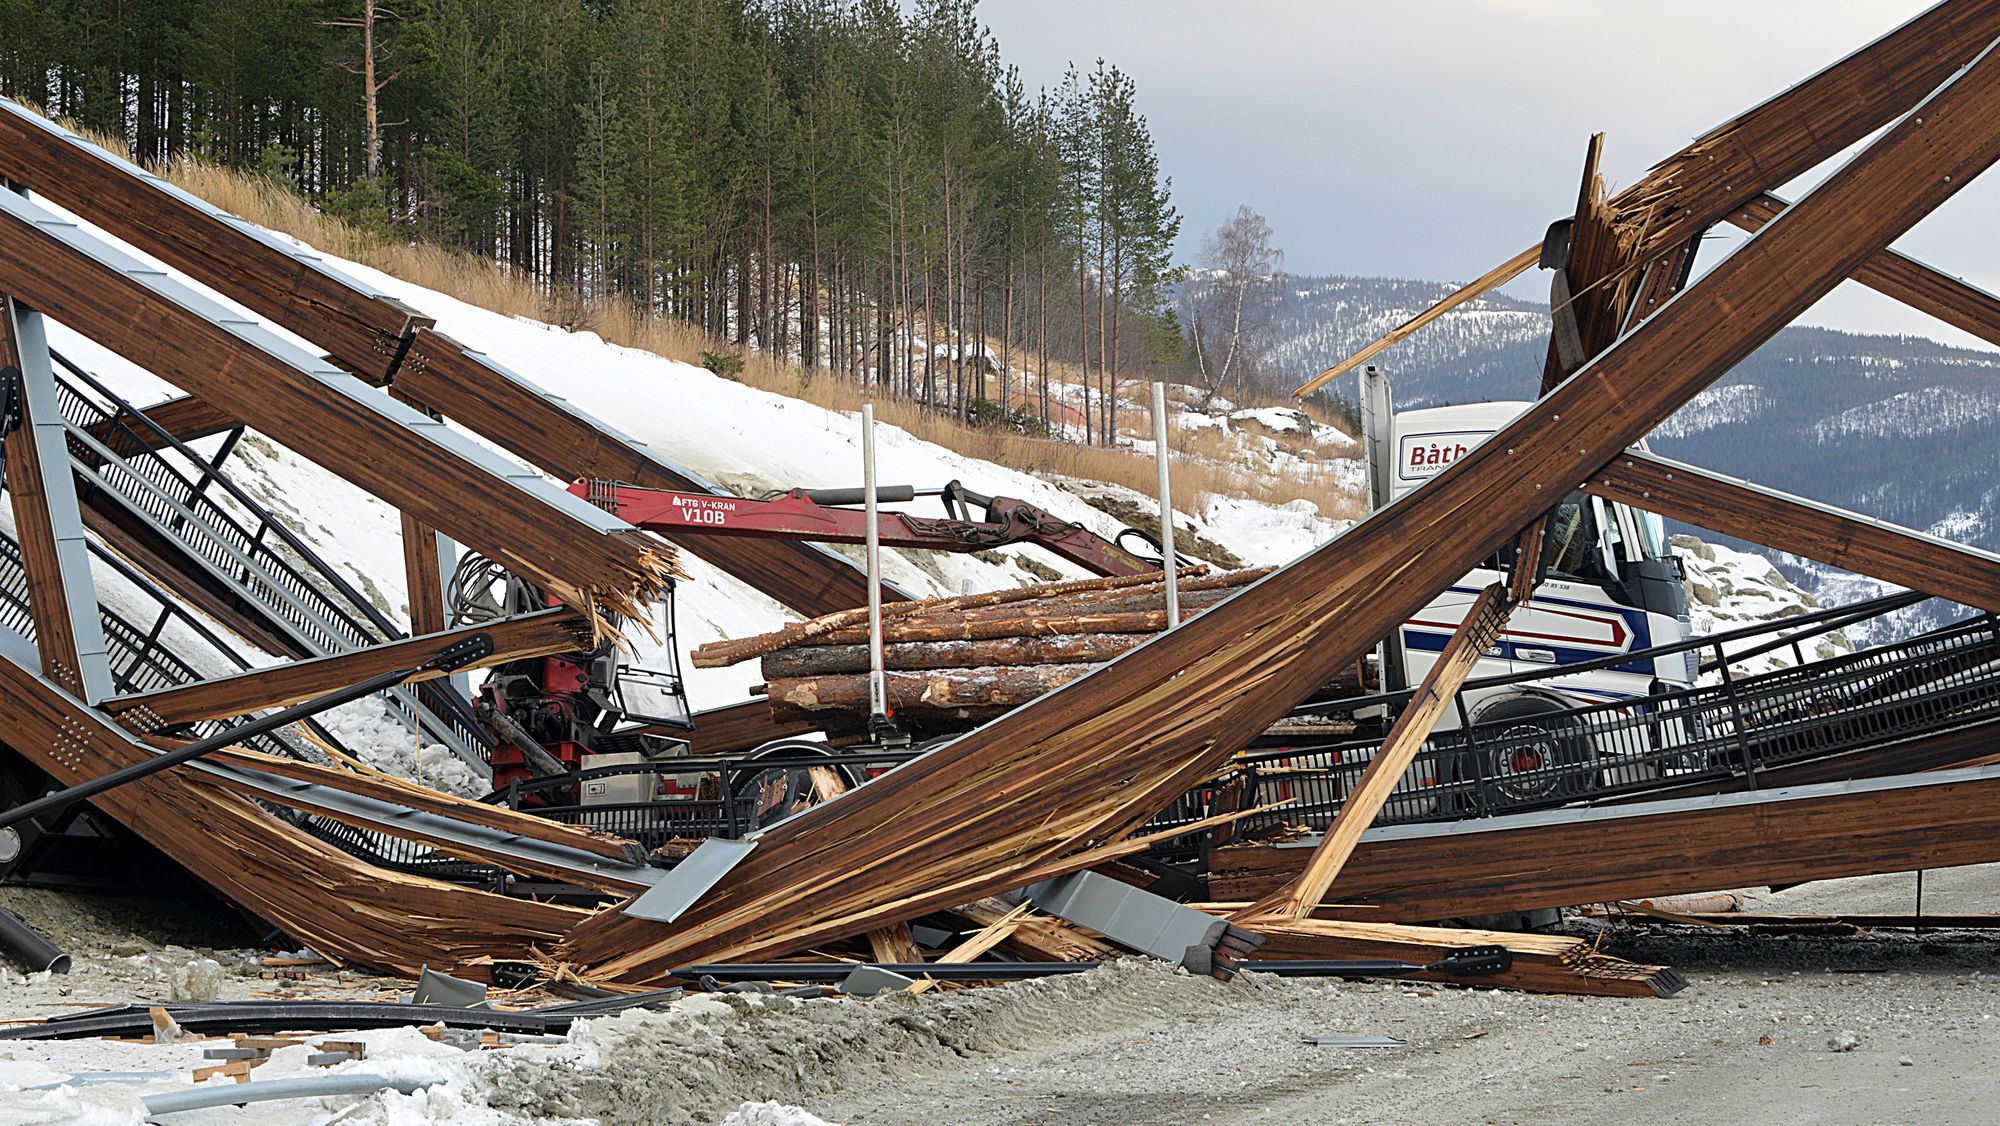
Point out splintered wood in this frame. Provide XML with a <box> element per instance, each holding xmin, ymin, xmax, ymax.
<box><xmin>558</xmin><ymin>41</ymin><xmax>2000</xmax><ymax>983</ymax></box>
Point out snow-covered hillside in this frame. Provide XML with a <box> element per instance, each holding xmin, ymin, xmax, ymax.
<box><xmin>36</xmin><ymin>205</ymin><xmax>1355</xmax><ymax>725</ymax></box>
<box><xmin>30</xmin><ymin>209</ymin><xmax>1865</xmax><ymax>801</ymax></box>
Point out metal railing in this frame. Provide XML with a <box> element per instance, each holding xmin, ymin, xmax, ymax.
<box><xmin>487</xmin><ymin>748</ymin><xmax>916</xmax><ymax>842</ymax></box>
<box><xmin>49</xmin><ymin>355</ymin><xmax>486</xmax><ymax>763</ymax></box>
<box><xmin>1148</xmin><ymin>605</ymin><xmax>2000</xmax><ymax>850</ymax></box>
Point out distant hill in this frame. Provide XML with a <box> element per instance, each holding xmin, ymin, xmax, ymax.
<box><xmin>1273</xmin><ymin>273</ymin><xmax>2000</xmax><ymax>639</ymax></box>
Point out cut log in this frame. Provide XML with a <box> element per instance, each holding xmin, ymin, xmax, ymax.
<box><xmin>761</xmin><ymin>634</ymin><xmax>1146</xmax><ymax>678</ymax></box>
<box><xmin>819</xmin><ymin>607</ymin><xmax>1209</xmax><ymax>646</ymax></box>
<box><xmin>766</xmin><ymin>665</ymin><xmax>1095</xmax><ymax>714</ymax></box>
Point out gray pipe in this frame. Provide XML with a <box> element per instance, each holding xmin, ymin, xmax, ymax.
<box><xmin>0</xmin><ymin>904</ymin><xmax>68</xmax><ymax>974</ymax></box>
<box><xmin>141</xmin><ymin>1072</ymin><xmax>437</xmax><ymax>1115</ymax></box>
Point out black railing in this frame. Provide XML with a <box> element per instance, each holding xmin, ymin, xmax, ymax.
<box><xmin>1151</xmin><ymin>609</ymin><xmax>2000</xmax><ymax>850</ymax></box>
<box><xmin>488</xmin><ymin>748</ymin><xmax>918</xmax><ymax>843</ymax></box>
<box><xmin>50</xmin><ymin>354</ymin><xmax>487</xmax><ymax>761</ymax></box>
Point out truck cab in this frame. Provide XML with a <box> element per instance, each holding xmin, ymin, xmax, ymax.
<box><xmin>1360</xmin><ymin>369</ymin><xmax>1695</xmax><ymax>732</ymax></box>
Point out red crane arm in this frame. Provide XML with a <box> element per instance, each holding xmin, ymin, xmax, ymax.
<box><xmin>569</xmin><ymin>481</ymin><xmax>1160</xmax><ymax>578</ymax></box>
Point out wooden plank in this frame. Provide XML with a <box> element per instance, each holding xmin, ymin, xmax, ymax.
<box><xmin>0</xmin><ymin>190</ymin><xmax>674</xmax><ymax>617</ymax></box>
<box><xmin>85</xmin><ymin>393</ymin><xmax>239</xmax><ymax>458</ymax></box>
<box><xmin>102</xmin><ymin>609</ymin><xmax>589</xmax><ymax>729</ymax></box>
<box><xmin>1728</xmin><ymin>190</ymin><xmax>2000</xmax><ymax>349</ymax></box>
<box><xmin>1</xmin><ymin>296</ymin><xmax>111</xmax><ymax>700</ymax></box>
<box><xmin>1209</xmin><ymin>764</ymin><xmax>2000</xmax><ymax>923</ymax></box>
<box><xmin>1293</xmin><ymin>245</ymin><xmax>1538</xmax><ymax>397</ymax></box>
<box><xmin>555</xmin><ymin>41</ymin><xmax>2000</xmax><ymax>983</ymax></box>
<box><xmin>0</xmin><ymin>100</ymin><xmax>898</xmax><ymax>619</ymax></box>
<box><xmin>1238</xmin><ymin>583</ymin><xmax>1511</xmax><ymax>923</ymax></box>
<box><xmin>391</xmin><ymin>389</ymin><xmax>451</xmax><ymax>637</ymax></box>
<box><xmin>1587</xmin><ymin>449</ymin><xmax>2000</xmax><ymax>612</ymax></box>
<box><xmin>0</xmin><ymin>640</ymin><xmax>586</xmax><ymax>977</ymax></box>
<box><xmin>1246</xmin><ymin>918</ymin><xmax>1683</xmax><ymax>998</ymax></box>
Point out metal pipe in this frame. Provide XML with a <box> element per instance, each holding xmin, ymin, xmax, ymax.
<box><xmin>141</xmin><ymin>1073</ymin><xmax>438</xmax><ymax>1116</ymax></box>
<box><xmin>0</xmin><ymin>904</ymin><xmax>68</xmax><ymax>974</ymax></box>
<box><xmin>862</xmin><ymin>404</ymin><xmax>886</xmax><ymax>721</ymax></box>
<box><xmin>1151</xmin><ymin>381</ymin><xmax>1179</xmax><ymax>628</ymax></box>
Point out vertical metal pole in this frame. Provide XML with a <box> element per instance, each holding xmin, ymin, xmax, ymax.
<box><xmin>862</xmin><ymin>404</ymin><xmax>887</xmax><ymax>721</ymax></box>
<box><xmin>1151</xmin><ymin>381</ymin><xmax>1179</xmax><ymax>628</ymax></box>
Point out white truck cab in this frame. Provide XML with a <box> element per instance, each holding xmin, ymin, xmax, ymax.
<box><xmin>1360</xmin><ymin>368</ymin><xmax>1696</xmax><ymax>735</ymax></box>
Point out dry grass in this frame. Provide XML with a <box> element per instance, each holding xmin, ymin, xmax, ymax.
<box><xmin>158</xmin><ymin>149</ymin><xmax>1363</xmax><ymax>520</ymax></box>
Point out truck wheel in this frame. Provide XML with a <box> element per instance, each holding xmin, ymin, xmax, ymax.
<box><xmin>731</xmin><ymin>739</ymin><xmax>866</xmax><ymax>831</ymax></box>
<box><xmin>1468</xmin><ymin>696</ymin><xmax>1593</xmax><ymax>806</ymax></box>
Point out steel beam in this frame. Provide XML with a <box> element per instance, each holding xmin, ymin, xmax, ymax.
<box><xmin>0</xmin><ymin>297</ymin><xmax>111</xmax><ymax>701</ymax></box>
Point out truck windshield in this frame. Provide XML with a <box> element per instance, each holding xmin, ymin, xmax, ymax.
<box><xmin>1635</xmin><ymin>510</ymin><xmax>1669</xmax><ymax>559</ymax></box>
<box><xmin>1545</xmin><ymin>494</ymin><xmax>1610</xmax><ymax>583</ymax></box>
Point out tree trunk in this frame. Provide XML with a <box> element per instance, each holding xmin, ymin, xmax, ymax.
<box><xmin>762</xmin><ymin>633</ymin><xmax>1147</xmax><ymax>679</ymax></box>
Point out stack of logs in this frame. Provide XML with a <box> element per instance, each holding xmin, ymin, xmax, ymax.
<box><xmin>694</xmin><ymin>567</ymin><xmax>1370</xmax><ymax>738</ymax></box>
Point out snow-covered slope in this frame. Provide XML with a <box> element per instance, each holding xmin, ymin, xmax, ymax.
<box><xmin>36</xmin><ymin>210</ymin><xmax>1354</xmax><ymax>728</ymax></box>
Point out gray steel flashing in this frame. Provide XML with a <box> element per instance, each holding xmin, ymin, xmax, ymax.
<box><xmin>3</xmin><ymin>297</ymin><xmax>113</xmax><ymax>702</ymax></box>
<box><xmin>1026</xmin><ymin>870</ymin><xmax>1226</xmax><ymax>971</ymax></box>
<box><xmin>839</xmin><ymin>965</ymin><xmax>916</xmax><ymax>996</ymax></box>
<box><xmin>185</xmin><ymin>759</ymin><xmax>661</xmax><ymax>890</ymax></box>
<box><xmin>0</xmin><ymin>188</ymin><xmax>633</xmax><ymax>540</ymax></box>
<box><xmin>623</xmin><ymin>837</ymin><xmax>757</xmax><ymax>922</ymax></box>
<box><xmin>1270</xmin><ymin>760</ymin><xmax>2000</xmax><ymax>851</ymax></box>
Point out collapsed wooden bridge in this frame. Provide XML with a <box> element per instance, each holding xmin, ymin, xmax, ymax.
<box><xmin>0</xmin><ymin>0</ymin><xmax>1995</xmax><ymax>1000</ymax></box>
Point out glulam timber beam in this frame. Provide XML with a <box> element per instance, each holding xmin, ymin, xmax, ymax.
<box><xmin>558</xmin><ymin>37</ymin><xmax>2000</xmax><ymax>981</ymax></box>
<box><xmin>103</xmin><ymin>609</ymin><xmax>588</xmax><ymax>731</ymax></box>
<box><xmin>1</xmin><ymin>296</ymin><xmax>112</xmax><ymax>701</ymax></box>
<box><xmin>1727</xmin><ymin>190</ymin><xmax>2000</xmax><ymax>349</ymax></box>
<box><xmin>1588</xmin><ymin>449</ymin><xmax>2000</xmax><ymax>612</ymax></box>
<box><xmin>1208</xmin><ymin>757</ymin><xmax>2000</xmax><ymax>920</ymax></box>
<box><xmin>0</xmin><ymin>621</ymin><xmax>585</xmax><ymax>975</ymax></box>
<box><xmin>85</xmin><ymin>393</ymin><xmax>239</xmax><ymax>459</ymax></box>
<box><xmin>0</xmin><ymin>188</ymin><xmax>671</xmax><ymax>616</ymax></box>
<box><xmin>1238</xmin><ymin>583</ymin><xmax>1512</xmax><ymax>924</ymax></box>
<box><xmin>0</xmin><ymin>98</ymin><xmax>902</xmax><ymax>618</ymax></box>
<box><xmin>390</xmin><ymin>389</ymin><xmax>452</xmax><ymax>637</ymax></box>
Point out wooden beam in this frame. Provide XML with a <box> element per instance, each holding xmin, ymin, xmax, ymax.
<box><xmin>556</xmin><ymin>38</ymin><xmax>2000</xmax><ymax>982</ymax></box>
<box><xmin>0</xmin><ymin>189</ymin><xmax>673</xmax><ymax>617</ymax></box>
<box><xmin>0</xmin><ymin>632</ymin><xmax>586</xmax><ymax>976</ymax></box>
<box><xmin>103</xmin><ymin>609</ymin><xmax>588</xmax><ymax>730</ymax></box>
<box><xmin>1</xmin><ymin>296</ymin><xmax>112</xmax><ymax>700</ymax></box>
<box><xmin>1294</xmin><ymin>244</ymin><xmax>1539</xmax><ymax>397</ymax></box>
<box><xmin>1588</xmin><ymin>449</ymin><xmax>2000</xmax><ymax>612</ymax></box>
<box><xmin>85</xmin><ymin>393</ymin><xmax>239</xmax><ymax>459</ymax></box>
<box><xmin>0</xmin><ymin>100</ymin><xmax>900</xmax><ymax>618</ymax></box>
<box><xmin>1209</xmin><ymin>759</ymin><xmax>2000</xmax><ymax>923</ymax></box>
<box><xmin>389</xmin><ymin>390</ymin><xmax>452</xmax><ymax>637</ymax></box>
<box><xmin>1727</xmin><ymin>190</ymin><xmax>2000</xmax><ymax>349</ymax></box>
<box><xmin>1238</xmin><ymin>583</ymin><xmax>1512</xmax><ymax>923</ymax></box>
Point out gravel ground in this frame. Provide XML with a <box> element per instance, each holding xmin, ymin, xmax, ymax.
<box><xmin>0</xmin><ymin>868</ymin><xmax>1995</xmax><ymax>1124</ymax></box>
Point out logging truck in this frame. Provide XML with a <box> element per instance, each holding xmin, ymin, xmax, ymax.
<box><xmin>1357</xmin><ymin>366</ymin><xmax>1698</xmax><ymax>787</ymax></box>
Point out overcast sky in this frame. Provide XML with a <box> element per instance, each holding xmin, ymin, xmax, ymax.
<box><xmin>978</xmin><ymin>0</ymin><xmax>2000</xmax><ymax>350</ymax></box>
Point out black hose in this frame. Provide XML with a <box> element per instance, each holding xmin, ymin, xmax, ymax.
<box><xmin>0</xmin><ymin>904</ymin><xmax>68</xmax><ymax>974</ymax></box>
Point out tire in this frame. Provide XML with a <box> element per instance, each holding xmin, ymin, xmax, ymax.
<box><xmin>730</xmin><ymin>739</ymin><xmax>866</xmax><ymax>831</ymax></box>
<box><xmin>1463</xmin><ymin>696</ymin><xmax>1594</xmax><ymax>807</ymax></box>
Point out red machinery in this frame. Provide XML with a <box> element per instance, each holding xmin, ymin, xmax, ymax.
<box><xmin>475</xmin><ymin>479</ymin><xmax>1163</xmax><ymax>793</ymax></box>
<box><xmin>567</xmin><ymin>478</ymin><xmax>1162</xmax><ymax>579</ymax></box>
